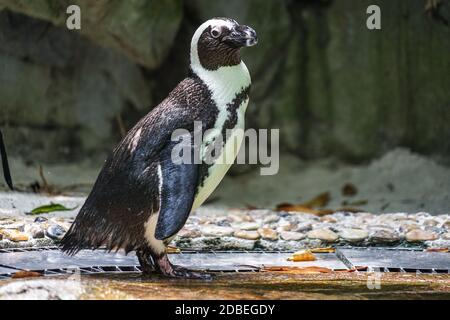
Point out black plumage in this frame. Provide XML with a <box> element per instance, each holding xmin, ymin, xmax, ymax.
<box><xmin>61</xmin><ymin>76</ymin><xmax>218</xmax><ymax>255</ymax></box>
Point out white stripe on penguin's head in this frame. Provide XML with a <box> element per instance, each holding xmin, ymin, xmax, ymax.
<box><xmin>190</xmin><ymin>18</ymin><xmax>237</xmax><ymax>69</ymax></box>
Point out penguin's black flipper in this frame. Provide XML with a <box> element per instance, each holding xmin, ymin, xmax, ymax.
<box><xmin>155</xmin><ymin>134</ymin><xmax>198</xmax><ymax>240</ymax></box>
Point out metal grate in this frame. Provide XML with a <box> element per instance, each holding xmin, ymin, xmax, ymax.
<box><xmin>1</xmin><ymin>246</ymin><xmax>449</xmax><ymax>279</ymax></box>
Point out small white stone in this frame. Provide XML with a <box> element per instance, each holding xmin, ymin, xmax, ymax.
<box><xmin>339</xmin><ymin>228</ymin><xmax>368</xmax><ymax>242</ymax></box>
<box><xmin>370</xmin><ymin>229</ymin><xmax>400</xmax><ymax>243</ymax></box>
<box><xmin>406</xmin><ymin>229</ymin><xmax>438</xmax><ymax>242</ymax></box>
<box><xmin>257</xmin><ymin>228</ymin><xmax>278</xmax><ymax>241</ymax></box>
<box><xmin>306</xmin><ymin>229</ymin><xmax>339</xmax><ymax>242</ymax></box>
<box><xmin>279</xmin><ymin>231</ymin><xmax>306</xmax><ymax>241</ymax></box>
<box><xmin>232</xmin><ymin>222</ymin><xmax>260</xmax><ymax>231</ymax></box>
<box><xmin>263</xmin><ymin>214</ymin><xmax>280</xmax><ymax>224</ymax></box>
<box><xmin>233</xmin><ymin>230</ymin><xmax>261</xmax><ymax>240</ymax></box>
<box><xmin>201</xmin><ymin>225</ymin><xmax>234</xmax><ymax>237</ymax></box>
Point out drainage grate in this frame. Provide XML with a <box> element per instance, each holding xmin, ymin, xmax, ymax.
<box><xmin>0</xmin><ymin>247</ymin><xmax>449</xmax><ymax>279</ymax></box>
<box><xmin>336</xmin><ymin>247</ymin><xmax>450</xmax><ymax>274</ymax></box>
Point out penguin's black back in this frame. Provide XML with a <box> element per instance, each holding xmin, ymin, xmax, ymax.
<box><xmin>60</xmin><ymin>75</ymin><xmax>218</xmax><ymax>255</ymax></box>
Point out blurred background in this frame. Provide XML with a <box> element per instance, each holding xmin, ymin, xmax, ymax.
<box><xmin>0</xmin><ymin>0</ymin><xmax>449</xmax><ymax>214</ymax></box>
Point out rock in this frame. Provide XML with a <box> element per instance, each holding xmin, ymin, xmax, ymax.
<box><xmin>442</xmin><ymin>233</ymin><xmax>450</xmax><ymax>240</ymax></box>
<box><xmin>257</xmin><ymin>228</ymin><xmax>278</xmax><ymax>241</ymax></box>
<box><xmin>294</xmin><ymin>222</ymin><xmax>312</xmax><ymax>232</ymax></box>
<box><xmin>177</xmin><ymin>228</ymin><xmax>201</xmax><ymax>238</ymax></box>
<box><xmin>201</xmin><ymin>225</ymin><xmax>234</xmax><ymax>237</ymax></box>
<box><xmin>406</xmin><ymin>229</ymin><xmax>438</xmax><ymax>242</ymax></box>
<box><xmin>400</xmin><ymin>223</ymin><xmax>421</xmax><ymax>233</ymax></box>
<box><xmin>320</xmin><ymin>216</ymin><xmax>337</xmax><ymax>223</ymax></box>
<box><xmin>24</xmin><ymin>224</ymin><xmax>45</xmax><ymax>239</ymax></box>
<box><xmin>277</xmin><ymin>219</ymin><xmax>296</xmax><ymax>232</ymax></box>
<box><xmin>186</xmin><ymin>237</ymin><xmax>255</xmax><ymax>251</ymax></box>
<box><xmin>45</xmin><ymin>225</ymin><xmax>67</xmax><ymax>241</ymax></box>
<box><xmin>0</xmin><ymin>223</ymin><xmax>25</xmax><ymax>231</ymax></box>
<box><xmin>232</xmin><ymin>222</ymin><xmax>260</xmax><ymax>231</ymax></box>
<box><xmin>370</xmin><ymin>229</ymin><xmax>400</xmax><ymax>243</ymax></box>
<box><xmin>306</xmin><ymin>229</ymin><xmax>339</xmax><ymax>242</ymax></box>
<box><xmin>422</xmin><ymin>219</ymin><xmax>439</xmax><ymax>227</ymax></box>
<box><xmin>263</xmin><ymin>214</ymin><xmax>280</xmax><ymax>224</ymax></box>
<box><xmin>233</xmin><ymin>230</ymin><xmax>261</xmax><ymax>240</ymax></box>
<box><xmin>0</xmin><ymin>279</ymin><xmax>83</xmax><ymax>300</ymax></box>
<box><xmin>339</xmin><ymin>228</ymin><xmax>369</xmax><ymax>242</ymax></box>
<box><xmin>34</xmin><ymin>217</ymin><xmax>48</xmax><ymax>223</ymax></box>
<box><xmin>0</xmin><ymin>229</ymin><xmax>29</xmax><ymax>242</ymax></box>
<box><xmin>279</xmin><ymin>231</ymin><xmax>306</xmax><ymax>241</ymax></box>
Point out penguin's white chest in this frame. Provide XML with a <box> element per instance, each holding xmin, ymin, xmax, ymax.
<box><xmin>191</xmin><ymin>98</ymin><xmax>248</xmax><ymax>210</ymax></box>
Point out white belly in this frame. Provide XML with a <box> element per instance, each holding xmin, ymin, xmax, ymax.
<box><xmin>191</xmin><ymin>101</ymin><xmax>247</xmax><ymax>211</ymax></box>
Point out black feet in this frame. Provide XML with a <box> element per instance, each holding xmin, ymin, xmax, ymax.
<box><xmin>136</xmin><ymin>250</ymin><xmax>155</xmax><ymax>274</ymax></box>
<box><xmin>170</xmin><ymin>265</ymin><xmax>213</xmax><ymax>280</ymax></box>
<box><xmin>153</xmin><ymin>253</ymin><xmax>213</xmax><ymax>280</ymax></box>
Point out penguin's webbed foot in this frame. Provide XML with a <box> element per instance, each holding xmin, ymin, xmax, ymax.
<box><xmin>171</xmin><ymin>265</ymin><xmax>214</xmax><ymax>280</ymax></box>
<box><xmin>155</xmin><ymin>254</ymin><xmax>213</xmax><ymax>280</ymax></box>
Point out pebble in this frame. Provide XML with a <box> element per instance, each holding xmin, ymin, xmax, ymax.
<box><xmin>370</xmin><ymin>229</ymin><xmax>400</xmax><ymax>243</ymax></box>
<box><xmin>45</xmin><ymin>225</ymin><xmax>67</xmax><ymax>241</ymax></box>
<box><xmin>177</xmin><ymin>228</ymin><xmax>201</xmax><ymax>238</ymax></box>
<box><xmin>295</xmin><ymin>222</ymin><xmax>312</xmax><ymax>232</ymax></box>
<box><xmin>320</xmin><ymin>216</ymin><xmax>337</xmax><ymax>223</ymax></box>
<box><xmin>306</xmin><ymin>229</ymin><xmax>339</xmax><ymax>242</ymax></box>
<box><xmin>422</xmin><ymin>219</ymin><xmax>438</xmax><ymax>227</ymax></box>
<box><xmin>339</xmin><ymin>228</ymin><xmax>369</xmax><ymax>242</ymax></box>
<box><xmin>34</xmin><ymin>217</ymin><xmax>48</xmax><ymax>223</ymax></box>
<box><xmin>24</xmin><ymin>224</ymin><xmax>45</xmax><ymax>239</ymax></box>
<box><xmin>0</xmin><ymin>229</ymin><xmax>29</xmax><ymax>242</ymax></box>
<box><xmin>232</xmin><ymin>222</ymin><xmax>260</xmax><ymax>231</ymax></box>
<box><xmin>234</xmin><ymin>230</ymin><xmax>261</xmax><ymax>240</ymax></box>
<box><xmin>405</xmin><ymin>229</ymin><xmax>438</xmax><ymax>242</ymax></box>
<box><xmin>201</xmin><ymin>225</ymin><xmax>234</xmax><ymax>237</ymax></box>
<box><xmin>279</xmin><ymin>231</ymin><xmax>306</xmax><ymax>241</ymax></box>
<box><xmin>263</xmin><ymin>214</ymin><xmax>280</xmax><ymax>224</ymax></box>
<box><xmin>257</xmin><ymin>228</ymin><xmax>278</xmax><ymax>241</ymax></box>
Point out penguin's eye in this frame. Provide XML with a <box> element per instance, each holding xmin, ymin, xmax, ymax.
<box><xmin>210</xmin><ymin>27</ymin><xmax>221</xmax><ymax>39</ymax></box>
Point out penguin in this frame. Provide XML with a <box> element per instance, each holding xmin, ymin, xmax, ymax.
<box><xmin>60</xmin><ymin>17</ymin><xmax>258</xmax><ymax>279</ymax></box>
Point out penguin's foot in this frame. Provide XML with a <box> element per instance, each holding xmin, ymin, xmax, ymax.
<box><xmin>155</xmin><ymin>254</ymin><xmax>213</xmax><ymax>280</ymax></box>
<box><xmin>136</xmin><ymin>250</ymin><xmax>156</xmax><ymax>274</ymax></box>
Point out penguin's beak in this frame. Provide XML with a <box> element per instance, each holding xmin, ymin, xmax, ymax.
<box><xmin>224</xmin><ymin>25</ymin><xmax>258</xmax><ymax>48</ymax></box>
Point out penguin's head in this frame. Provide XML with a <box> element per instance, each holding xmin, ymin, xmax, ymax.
<box><xmin>190</xmin><ymin>17</ymin><xmax>258</xmax><ymax>71</ymax></box>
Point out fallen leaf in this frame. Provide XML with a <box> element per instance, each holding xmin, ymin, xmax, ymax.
<box><xmin>342</xmin><ymin>183</ymin><xmax>358</xmax><ymax>196</ymax></box>
<box><xmin>287</xmin><ymin>250</ymin><xmax>316</xmax><ymax>262</ymax></box>
<box><xmin>262</xmin><ymin>266</ymin><xmax>332</xmax><ymax>274</ymax></box>
<box><xmin>310</xmin><ymin>247</ymin><xmax>335</xmax><ymax>253</ymax></box>
<box><xmin>276</xmin><ymin>192</ymin><xmax>332</xmax><ymax>215</ymax></box>
<box><xmin>425</xmin><ymin>248</ymin><xmax>449</xmax><ymax>253</ymax></box>
<box><xmin>11</xmin><ymin>271</ymin><xmax>42</xmax><ymax>279</ymax></box>
<box><xmin>28</xmin><ymin>202</ymin><xmax>78</xmax><ymax>215</ymax></box>
<box><xmin>301</xmin><ymin>192</ymin><xmax>331</xmax><ymax>208</ymax></box>
<box><xmin>166</xmin><ymin>246</ymin><xmax>180</xmax><ymax>254</ymax></box>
